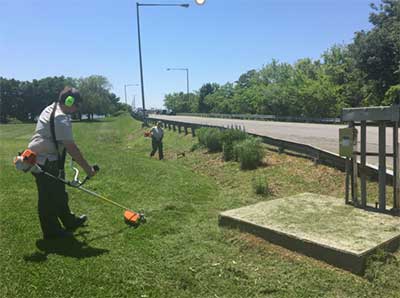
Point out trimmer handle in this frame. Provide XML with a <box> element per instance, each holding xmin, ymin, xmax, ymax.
<box><xmin>76</xmin><ymin>164</ymin><xmax>99</xmax><ymax>187</ymax></box>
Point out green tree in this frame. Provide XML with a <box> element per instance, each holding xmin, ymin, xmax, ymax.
<box><xmin>204</xmin><ymin>83</ymin><xmax>235</xmax><ymax>114</ymax></box>
<box><xmin>257</xmin><ymin>61</ymin><xmax>298</xmax><ymax>115</ymax></box>
<box><xmin>349</xmin><ymin>0</ymin><xmax>400</xmax><ymax>102</ymax></box>
<box><xmin>0</xmin><ymin>78</ymin><xmax>23</xmax><ymax>123</ymax></box>
<box><xmin>164</xmin><ymin>92</ymin><xmax>194</xmax><ymax>113</ymax></box>
<box><xmin>383</xmin><ymin>84</ymin><xmax>400</xmax><ymax>105</ymax></box>
<box><xmin>198</xmin><ymin>83</ymin><xmax>219</xmax><ymax>113</ymax></box>
<box><xmin>78</xmin><ymin>75</ymin><xmax>112</xmax><ymax>120</ymax></box>
<box><xmin>322</xmin><ymin>45</ymin><xmax>366</xmax><ymax>109</ymax></box>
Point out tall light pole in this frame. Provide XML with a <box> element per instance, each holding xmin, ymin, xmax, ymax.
<box><xmin>124</xmin><ymin>84</ymin><xmax>139</xmax><ymax>104</ymax></box>
<box><xmin>166</xmin><ymin>67</ymin><xmax>190</xmax><ymax>103</ymax></box>
<box><xmin>136</xmin><ymin>2</ymin><xmax>194</xmax><ymax>120</ymax></box>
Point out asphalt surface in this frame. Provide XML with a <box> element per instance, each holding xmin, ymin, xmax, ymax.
<box><xmin>150</xmin><ymin>114</ymin><xmax>399</xmax><ymax>168</ymax></box>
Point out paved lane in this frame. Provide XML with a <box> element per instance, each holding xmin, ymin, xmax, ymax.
<box><xmin>150</xmin><ymin>114</ymin><xmax>399</xmax><ymax>168</ymax></box>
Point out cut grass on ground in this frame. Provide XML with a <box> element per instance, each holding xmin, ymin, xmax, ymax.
<box><xmin>1</xmin><ymin>114</ymin><xmax>399</xmax><ymax>298</ymax></box>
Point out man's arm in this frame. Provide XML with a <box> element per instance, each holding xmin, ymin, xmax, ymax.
<box><xmin>63</xmin><ymin>140</ymin><xmax>96</xmax><ymax>177</ymax></box>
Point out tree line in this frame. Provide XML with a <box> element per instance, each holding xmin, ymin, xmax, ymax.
<box><xmin>165</xmin><ymin>0</ymin><xmax>400</xmax><ymax>118</ymax></box>
<box><xmin>0</xmin><ymin>75</ymin><xmax>130</xmax><ymax>123</ymax></box>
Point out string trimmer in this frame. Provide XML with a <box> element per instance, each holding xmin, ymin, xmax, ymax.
<box><xmin>14</xmin><ymin>149</ymin><xmax>145</xmax><ymax>227</ymax></box>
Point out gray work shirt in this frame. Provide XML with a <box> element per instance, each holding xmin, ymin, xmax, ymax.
<box><xmin>28</xmin><ymin>103</ymin><xmax>73</xmax><ymax>165</ymax></box>
<box><xmin>150</xmin><ymin>126</ymin><xmax>164</xmax><ymax>141</ymax></box>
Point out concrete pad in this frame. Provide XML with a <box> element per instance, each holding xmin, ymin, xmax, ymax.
<box><xmin>219</xmin><ymin>193</ymin><xmax>400</xmax><ymax>274</ymax></box>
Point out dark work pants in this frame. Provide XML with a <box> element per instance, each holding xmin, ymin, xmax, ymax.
<box><xmin>33</xmin><ymin>160</ymin><xmax>76</xmax><ymax>237</ymax></box>
<box><xmin>150</xmin><ymin>138</ymin><xmax>164</xmax><ymax>160</ymax></box>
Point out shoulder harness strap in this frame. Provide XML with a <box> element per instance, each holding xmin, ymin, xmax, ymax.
<box><xmin>49</xmin><ymin>102</ymin><xmax>66</xmax><ymax>172</ymax></box>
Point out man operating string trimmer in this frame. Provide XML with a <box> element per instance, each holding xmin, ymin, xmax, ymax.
<box><xmin>27</xmin><ymin>87</ymin><xmax>97</xmax><ymax>239</ymax></box>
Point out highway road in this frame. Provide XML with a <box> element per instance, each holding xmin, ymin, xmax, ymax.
<box><xmin>150</xmin><ymin>114</ymin><xmax>399</xmax><ymax>168</ymax></box>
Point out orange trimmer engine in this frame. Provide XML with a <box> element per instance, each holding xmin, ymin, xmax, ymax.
<box><xmin>124</xmin><ymin>210</ymin><xmax>145</xmax><ymax>227</ymax></box>
<box><xmin>14</xmin><ymin>149</ymin><xmax>38</xmax><ymax>172</ymax></box>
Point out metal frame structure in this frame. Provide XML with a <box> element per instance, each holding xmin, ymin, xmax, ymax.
<box><xmin>341</xmin><ymin>105</ymin><xmax>400</xmax><ymax>215</ymax></box>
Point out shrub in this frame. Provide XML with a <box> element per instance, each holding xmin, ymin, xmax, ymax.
<box><xmin>190</xmin><ymin>143</ymin><xmax>201</xmax><ymax>152</ymax></box>
<box><xmin>222</xmin><ymin>142</ymin><xmax>235</xmax><ymax>162</ymax></box>
<box><xmin>205</xmin><ymin>128</ymin><xmax>223</xmax><ymax>152</ymax></box>
<box><xmin>252</xmin><ymin>175</ymin><xmax>270</xmax><ymax>195</ymax></box>
<box><xmin>196</xmin><ymin>127</ymin><xmax>209</xmax><ymax>147</ymax></box>
<box><xmin>383</xmin><ymin>84</ymin><xmax>400</xmax><ymax>105</ymax></box>
<box><xmin>197</xmin><ymin>127</ymin><xmax>223</xmax><ymax>152</ymax></box>
<box><xmin>221</xmin><ymin>129</ymin><xmax>248</xmax><ymax>161</ymax></box>
<box><xmin>233</xmin><ymin>137</ymin><xmax>265</xmax><ymax>170</ymax></box>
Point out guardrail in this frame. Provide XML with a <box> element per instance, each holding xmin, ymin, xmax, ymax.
<box><xmin>146</xmin><ymin>116</ymin><xmax>394</xmax><ymax>185</ymax></box>
<box><xmin>177</xmin><ymin>113</ymin><xmax>342</xmax><ymax>124</ymax></box>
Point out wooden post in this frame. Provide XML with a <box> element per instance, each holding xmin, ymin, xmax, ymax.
<box><xmin>360</xmin><ymin>121</ymin><xmax>367</xmax><ymax>207</ymax></box>
<box><xmin>351</xmin><ymin>123</ymin><xmax>359</xmax><ymax>205</ymax></box>
<box><xmin>184</xmin><ymin>126</ymin><xmax>188</xmax><ymax>135</ymax></box>
<box><xmin>345</xmin><ymin>157</ymin><xmax>350</xmax><ymax>204</ymax></box>
<box><xmin>191</xmin><ymin>126</ymin><xmax>196</xmax><ymax>137</ymax></box>
<box><xmin>393</xmin><ymin>121</ymin><xmax>399</xmax><ymax>210</ymax></box>
<box><xmin>378</xmin><ymin>121</ymin><xmax>386</xmax><ymax>211</ymax></box>
<box><xmin>178</xmin><ymin>125</ymin><xmax>181</xmax><ymax>133</ymax></box>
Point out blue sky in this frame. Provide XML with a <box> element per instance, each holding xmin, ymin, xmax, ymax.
<box><xmin>1</xmin><ymin>0</ymin><xmax>377</xmax><ymax>109</ymax></box>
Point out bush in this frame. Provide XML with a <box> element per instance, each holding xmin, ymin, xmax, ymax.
<box><xmin>222</xmin><ymin>142</ymin><xmax>235</xmax><ymax>162</ymax></box>
<box><xmin>196</xmin><ymin>128</ymin><xmax>209</xmax><ymax>147</ymax></box>
<box><xmin>383</xmin><ymin>84</ymin><xmax>400</xmax><ymax>105</ymax></box>
<box><xmin>190</xmin><ymin>143</ymin><xmax>202</xmax><ymax>152</ymax></box>
<box><xmin>233</xmin><ymin>137</ymin><xmax>265</xmax><ymax>170</ymax></box>
<box><xmin>221</xmin><ymin>129</ymin><xmax>248</xmax><ymax>161</ymax></box>
<box><xmin>252</xmin><ymin>175</ymin><xmax>270</xmax><ymax>195</ymax></box>
<box><xmin>205</xmin><ymin>128</ymin><xmax>223</xmax><ymax>152</ymax></box>
<box><xmin>197</xmin><ymin>127</ymin><xmax>223</xmax><ymax>152</ymax></box>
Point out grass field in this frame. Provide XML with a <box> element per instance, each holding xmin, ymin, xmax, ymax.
<box><xmin>1</xmin><ymin>114</ymin><xmax>399</xmax><ymax>298</ymax></box>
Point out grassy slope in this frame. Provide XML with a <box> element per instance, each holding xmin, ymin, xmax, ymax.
<box><xmin>0</xmin><ymin>114</ymin><xmax>399</xmax><ymax>298</ymax></box>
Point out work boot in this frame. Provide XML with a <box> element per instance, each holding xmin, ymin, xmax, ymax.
<box><xmin>67</xmin><ymin>215</ymin><xmax>88</xmax><ymax>232</ymax></box>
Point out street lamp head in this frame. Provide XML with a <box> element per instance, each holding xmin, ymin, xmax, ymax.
<box><xmin>195</xmin><ymin>0</ymin><xmax>205</xmax><ymax>5</ymax></box>
<box><xmin>180</xmin><ymin>4</ymin><xmax>189</xmax><ymax>8</ymax></box>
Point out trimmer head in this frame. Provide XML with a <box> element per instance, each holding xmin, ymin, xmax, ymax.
<box><xmin>124</xmin><ymin>210</ymin><xmax>146</xmax><ymax>227</ymax></box>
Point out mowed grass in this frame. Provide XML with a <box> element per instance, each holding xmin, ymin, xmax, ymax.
<box><xmin>1</xmin><ymin>114</ymin><xmax>399</xmax><ymax>298</ymax></box>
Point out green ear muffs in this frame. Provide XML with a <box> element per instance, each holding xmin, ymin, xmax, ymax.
<box><xmin>65</xmin><ymin>95</ymin><xmax>75</xmax><ymax>107</ymax></box>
